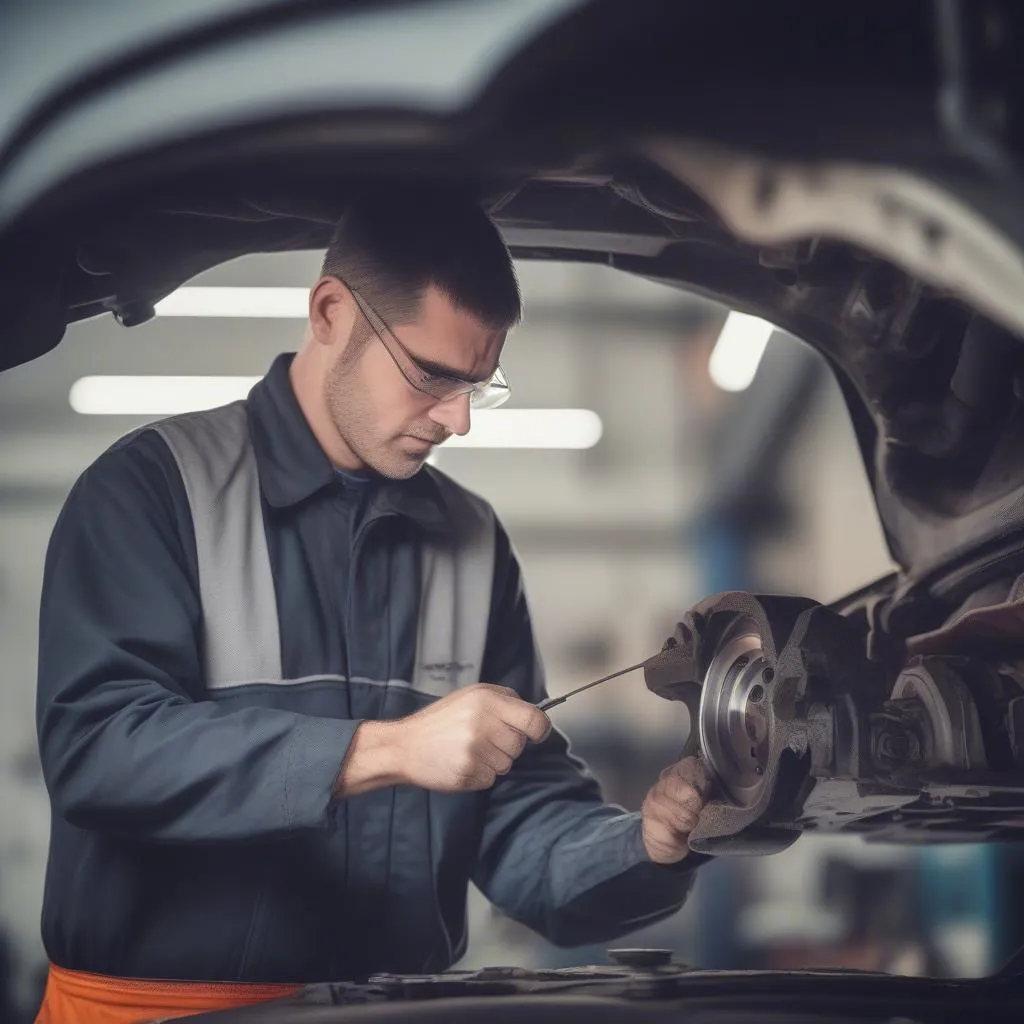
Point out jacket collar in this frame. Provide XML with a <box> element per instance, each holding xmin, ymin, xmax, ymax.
<box><xmin>247</xmin><ymin>353</ymin><xmax>450</xmax><ymax>532</ymax></box>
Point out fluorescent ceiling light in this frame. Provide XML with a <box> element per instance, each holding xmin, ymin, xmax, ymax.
<box><xmin>70</xmin><ymin>376</ymin><xmax>261</xmax><ymax>416</ymax></box>
<box><xmin>155</xmin><ymin>287</ymin><xmax>309</xmax><ymax>318</ymax></box>
<box><xmin>445</xmin><ymin>409</ymin><xmax>603</xmax><ymax>449</ymax></box>
<box><xmin>69</xmin><ymin>376</ymin><xmax>603</xmax><ymax>450</ymax></box>
<box><xmin>708</xmin><ymin>311</ymin><xmax>775</xmax><ymax>392</ymax></box>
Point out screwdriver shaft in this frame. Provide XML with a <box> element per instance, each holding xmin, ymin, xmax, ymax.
<box><xmin>537</xmin><ymin>661</ymin><xmax>646</xmax><ymax>712</ymax></box>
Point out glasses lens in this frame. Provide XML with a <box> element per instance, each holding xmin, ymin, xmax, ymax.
<box><xmin>470</xmin><ymin>389</ymin><xmax>508</xmax><ymax>410</ymax></box>
<box><xmin>469</xmin><ymin>366</ymin><xmax>510</xmax><ymax>409</ymax></box>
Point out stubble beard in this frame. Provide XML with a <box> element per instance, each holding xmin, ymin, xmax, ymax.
<box><xmin>324</xmin><ymin>357</ymin><xmax>426</xmax><ymax>480</ymax></box>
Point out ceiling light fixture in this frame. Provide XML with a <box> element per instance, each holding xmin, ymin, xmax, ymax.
<box><xmin>708</xmin><ymin>311</ymin><xmax>775</xmax><ymax>392</ymax></box>
<box><xmin>69</xmin><ymin>377</ymin><xmax>603</xmax><ymax>450</ymax></box>
<box><xmin>444</xmin><ymin>408</ymin><xmax>603</xmax><ymax>449</ymax></box>
<box><xmin>155</xmin><ymin>287</ymin><xmax>309</xmax><ymax>318</ymax></box>
<box><xmin>69</xmin><ymin>376</ymin><xmax>262</xmax><ymax>416</ymax></box>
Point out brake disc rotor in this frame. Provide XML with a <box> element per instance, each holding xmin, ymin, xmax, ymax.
<box><xmin>698</xmin><ymin>619</ymin><xmax>773</xmax><ymax>807</ymax></box>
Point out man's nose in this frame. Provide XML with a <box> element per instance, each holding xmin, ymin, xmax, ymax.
<box><xmin>429</xmin><ymin>392</ymin><xmax>471</xmax><ymax>436</ymax></box>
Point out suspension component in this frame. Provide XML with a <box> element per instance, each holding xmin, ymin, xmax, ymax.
<box><xmin>647</xmin><ymin>591</ymin><xmax>1024</xmax><ymax>849</ymax></box>
<box><xmin>646</xmin><ymin>592</ymin><xmax>889</xmax><ymax>853</ymax></box>
<box><xmin>888</xmin><ymin>658</ymin><xmax>986</xmax><ymax>770</ymax></box>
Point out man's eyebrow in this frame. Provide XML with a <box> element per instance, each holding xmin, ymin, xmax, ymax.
<box><xmin>355</xmin><ymin>287</ymin><xmax>497</xmax><ymax>385</ymax></box>
<box><xmin>410</xmin><ymin>354</ymin><xmax>490</xmax><ymax>385</ymax></box>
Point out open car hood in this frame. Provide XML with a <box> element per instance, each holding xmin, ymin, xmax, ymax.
<box><xmin>5</xmin><ymin>0</ymin><xmax>1024</xmax><ymax>634</ymax></box>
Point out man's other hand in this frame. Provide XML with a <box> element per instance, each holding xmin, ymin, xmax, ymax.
<box><xmin>337</xmin><ymin>685</ymin><xmax>552</xmax><ymax>796</ymax></box>
<box><xmin>641</xmin><ymin>756</ymin><xmax>711</xmax><ymax>864</ymax></box>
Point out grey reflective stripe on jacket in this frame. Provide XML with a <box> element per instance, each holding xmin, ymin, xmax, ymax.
<box><xmin>153</xmin><ymin>401</ymin><xmax>496</xmax><ymax>694</ymax></box>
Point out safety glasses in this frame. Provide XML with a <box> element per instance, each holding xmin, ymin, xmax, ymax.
<box><xmin>347</xmin><ymin>284</ymin><xmax>511</xmax><ymax>410</ymax></box>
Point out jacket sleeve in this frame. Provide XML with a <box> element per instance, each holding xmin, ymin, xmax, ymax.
<box><xmin>472</xmin><ymin>521</ymin><xmax>703</xmax><ymax>947</ymax></box>
<box><xmin>36</xmin><ymin>433</ymin><xmax>356</xmax><ymax>844</ymax></box>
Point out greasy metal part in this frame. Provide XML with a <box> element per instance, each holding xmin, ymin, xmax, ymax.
<box><xmin>905</xmin><ymin>568</ymin><xmax>1024</xmax><ymax>656</ymax></box>
<box><xmin>645</xmin><ymin>591</ymin><xmax>874</xmax><ymax>854</ymax></box>
<box><xmin>890</xmin><ymin>658</ymin><xmax>987</xmax><ymax>769</ymax></box>
<box><xmin>870</xmin><ymin>703</ymin><xmax>927</xmax><ymax>771</ymax></box>
<box><xmin>795</xmin><ymin>779</ymin><xmax>919</xmax><ymax>833</ymax></box>
<box><xmin>646</xmin><ymin>589</ymin><xmax>1024</xmax><ymax>851</ymax></box>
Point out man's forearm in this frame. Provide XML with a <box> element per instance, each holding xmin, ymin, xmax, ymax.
<box><xmin>333</xmin><ymin>720</ymin><xmax>406</xmax><ymax>796</ymax></box>
<box><xmin>40</xmin><ymin>690</ymin><xmax>360</xmax><ymax>842</ymax></box>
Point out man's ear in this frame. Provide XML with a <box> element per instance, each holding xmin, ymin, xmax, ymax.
<box><xmin>308</xmin><ymin>277</ymin><xmax>355</xmax><ymax>348</ymax></box>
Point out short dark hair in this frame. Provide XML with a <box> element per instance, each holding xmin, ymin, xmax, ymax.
<box><xmin>320</xmin><ymin>186</ymin><xmax>521</xmax><ymax>330</ymax></box>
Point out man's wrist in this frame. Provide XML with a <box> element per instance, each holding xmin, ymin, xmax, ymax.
<box><xmin>333</xmin><ymin>720</ymin><xmax>407</xmax><ymax>796</ymax></box>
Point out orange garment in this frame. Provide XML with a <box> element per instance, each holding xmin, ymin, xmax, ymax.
<box><xmin>35</xmin><ymin>963</ymin><xmax>302</xmax><ymax>1023</ymax></box>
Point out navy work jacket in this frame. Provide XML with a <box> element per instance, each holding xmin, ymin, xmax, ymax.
<box><xmin>36</xmin><ymin>354</ymin><xmax>699</xmax><ymax>983</ymax></box>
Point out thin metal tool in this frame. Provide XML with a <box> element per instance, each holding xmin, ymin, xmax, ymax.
<box><xmin>537</xmin><ymin>661</ymin><xmax>647</xmax><ymax>712</ymax></box>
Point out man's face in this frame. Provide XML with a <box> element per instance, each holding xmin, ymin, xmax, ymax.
<box><xmin>323</xmin><ymin>283</ymin><xmax>505</xmax><ymax>479</ymax></box>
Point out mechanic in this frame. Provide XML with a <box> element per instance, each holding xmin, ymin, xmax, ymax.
<box><xmin>34</xmin><ymin>187</ymin><xmax>710</xmax><ymax>1024</ymax></box>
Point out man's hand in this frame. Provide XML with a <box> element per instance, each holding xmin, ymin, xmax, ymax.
<box><xmin>641</xmin><ymin>756</ymin><xmax>711</xmax><ymax>864</ymax></box>
<box><xmin>336</xmin><ymin>685</ymin><xmax>551</xmax><ymax>796</ymax></box>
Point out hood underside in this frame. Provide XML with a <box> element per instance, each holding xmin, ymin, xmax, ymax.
<box><xmin>6</xmin><ymin>0</ymin><xmax>1024</xmax><ymax>634</ymax></box>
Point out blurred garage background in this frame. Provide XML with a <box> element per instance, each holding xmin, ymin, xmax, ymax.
<box><xmin>0</xmin><ymin>252</ymin><xmax>1018</xmax><ymax>1020</ymax></box>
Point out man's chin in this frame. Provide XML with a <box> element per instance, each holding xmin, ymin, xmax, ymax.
<box><xmin>366</xmin><ymin>447</ymin><xmax>430</xmax><ymax>480</ymax></box>
<box><xmin>382</xmin><ymin>461</ymin><xmax>425</xmax><ymax>481</ymax></box>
